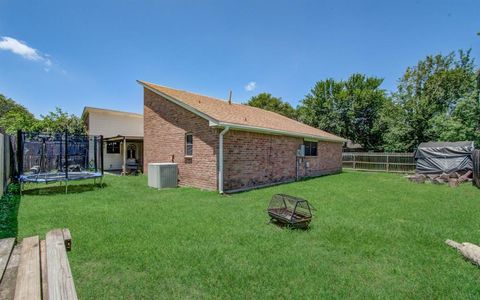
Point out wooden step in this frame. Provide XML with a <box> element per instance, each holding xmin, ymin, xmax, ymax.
<box><xmin>0</xmin><ymin>238</ymin><xmax>15</xmax><ymax>282</ymax></box>
<box><xmin>46</xmin><ymin>229</ymin><xmax>78</xmax><ymax>300</ymax></box>
<box><xmin>0</xmin><ymin>244</ymin><xmax>21</xmax><ymax>300</ymax></box>
<box><xmin>14</xmin><ymin>236</ymin><xmax>41</xmax><ymax>300</ymax></box>
<box><xmin>40</xmin><ymin>240</ymin><xmax>48</xmax><ymax>300</ymax></box>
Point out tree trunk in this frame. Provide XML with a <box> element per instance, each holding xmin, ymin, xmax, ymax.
<box><xmin>445</xmin><ymin>239</ymin><xmax>480</xmax><ymax>266</ymax></box>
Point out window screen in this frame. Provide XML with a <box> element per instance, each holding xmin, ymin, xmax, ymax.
<box><xmin>304</xmin><ymin>141</ymin><xmax>317</xmax><ymax>156</ymax></box>
<box><xmin>106</xmin><ymin>141</ymin><xmax>120</xmax><ymax>154</ymax></box>
<box><xmin>185</xmin><ymin>134</ymin><xmax>193</xmax><ymax>156</ymax></box>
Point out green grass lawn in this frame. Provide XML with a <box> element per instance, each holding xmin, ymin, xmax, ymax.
<box><xmin>15</xmin><ymin>171</ymin><xmax>480</xmax><ymax>299</ymax></box>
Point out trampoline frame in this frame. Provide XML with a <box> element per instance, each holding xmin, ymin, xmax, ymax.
<box><xmin>17</xmin><ymin>130</ymin><xmax>104</xmax><ymax>194</ymax></box>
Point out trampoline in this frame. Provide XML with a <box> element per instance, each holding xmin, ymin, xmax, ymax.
<box><xmin>17</xmin><ymin>131</ymin><xmax>104</xmax><ymax>193</ymax></box>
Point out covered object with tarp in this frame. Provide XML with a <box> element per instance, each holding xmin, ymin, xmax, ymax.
<box><xmin>414</xmin><ymin>141</ymin><xmax>474</xmax><ymax>174</ymax></box>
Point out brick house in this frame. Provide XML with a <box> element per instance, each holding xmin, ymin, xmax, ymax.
<box><xmin>139</xmin><ymin>80</ymin><xmax>346</xmax><ymax>193</ymax></box>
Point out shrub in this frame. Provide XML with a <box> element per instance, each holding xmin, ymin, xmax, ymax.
<box><xmin>0</xmin><ymin>183</ymin><xmax>21</xmax><ymax>238</ymax></box>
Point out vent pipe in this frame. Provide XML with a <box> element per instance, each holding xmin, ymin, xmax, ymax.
<box><xmin>228</xmin><ymin>90</ymin><xmax>232</xmax><ymax>105</ymax></box>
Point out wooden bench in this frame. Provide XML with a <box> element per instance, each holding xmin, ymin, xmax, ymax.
<box><xmin>0</xmin><ymin>229</ymin><xmax>77</xmax><ymax>300</ymax></box>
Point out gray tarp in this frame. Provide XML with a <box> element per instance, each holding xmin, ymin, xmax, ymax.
<box><xmin>414</xmin><ymin>141</ymin><xmax>474</xmax><ymax>174</ymax></box>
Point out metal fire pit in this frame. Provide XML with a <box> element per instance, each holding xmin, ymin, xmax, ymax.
<box><xmin>267</xmin><ymin>194</ymin><xmax>313</xmax><ymax>228</ymax></box>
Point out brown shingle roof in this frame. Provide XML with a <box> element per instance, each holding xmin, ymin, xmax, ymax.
<box><xmin>139</xmin><ymin>80</ymin><xmax>346</xmax><ymax>142</ymax></box>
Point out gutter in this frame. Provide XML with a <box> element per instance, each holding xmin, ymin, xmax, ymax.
<box><xmin>218</xmin><ymin>126</ymin><xmax>230</xmax><ymax>194</ymax></box>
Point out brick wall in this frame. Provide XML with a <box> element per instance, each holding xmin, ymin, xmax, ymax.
<box><xmin>300</xmin><ymin>141</ymin><xmax>343</xmax><ymax>178</ymax></box>
<box><xmin>144</xmin><ymin>88</ymin><xmax>342</xmax><ymax>192</ymax></box>
<box><xmin>223</xmin><ymin>130</ymin><xmax>342</xmax><ymax>191</ymax></box>
<box><xmin>144</xmin><ymin>88</ymin><xmax>219</xmax><ymax>190</ymax></box>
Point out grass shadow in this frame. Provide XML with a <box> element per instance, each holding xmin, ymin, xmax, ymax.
<box><xmin>227</xmin><ymin>171</ymin><xmax>344</xmax><ymax>194</ymax></box>
<box><xmin>22</xmin><ymin>183</ymin><xmax>108</xmax><ymax>196</ymax></box>
<box><xmin>268</xmin><ymin>219</ymin><xmax>312</xmax><ymax>231</ymax></box>
<box><xmin>0</xmin><ymin>184</ymin><xmax>21</xmax><ymax>239</ymax></box>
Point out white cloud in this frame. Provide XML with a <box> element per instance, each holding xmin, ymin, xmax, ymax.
<box><xmin>244</xmin><ymin>81</ymin><xmax>256</xmax><ymax>92</ymax></box>
<box><xmin>0</xmin><ymin>36</ymin><xmax>52</xmax><ymax>70</ymax></box>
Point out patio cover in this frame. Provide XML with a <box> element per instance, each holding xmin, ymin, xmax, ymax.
<box><xmin>414</xmin><ymin>141</ymin><xmax>474</xmax><ymax>174</ymax></box>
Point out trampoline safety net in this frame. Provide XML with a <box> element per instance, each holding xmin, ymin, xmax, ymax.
<box><xmin>18</xmin><ymin>131</ymin><xmax>103</xmax><ymax>183</ymax></box>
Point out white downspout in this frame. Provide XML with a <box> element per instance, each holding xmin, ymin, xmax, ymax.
<box><xmin>218</xmin><ymin>126</ymin><xmax>230</xmax><ymax>194</ymax></box>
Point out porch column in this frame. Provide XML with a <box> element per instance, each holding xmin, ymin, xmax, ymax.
<box><xmin>122</xmin><ymin>137</ymin><xmax>127</xmax><ymax>175</ymax></box>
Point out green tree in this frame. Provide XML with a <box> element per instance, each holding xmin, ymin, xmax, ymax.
<box><xmin>427</xmin><ymin>92</ymin><xmax>480</xmax><ymax>145</ymax></box>
<box><xmin>297</xmin><ymin>74</ymin><xmax>388</xmax><ymax>150</ymax></box>
<box><xmin>0</xmin><ymin>94</ymin><xmax>38</xmax><ymax>134</ymax></box>
<box><xmin>245</xmin><ymin>93</ymin><xmax>297</xmax><ymax>119</ymax></box>
<box><xmin>297</xmin><ymin>79</ymin><xmax>344</xmax><ymax>135</ymax></box>
<box><xmin>0</xmin><ymin>94</ymin><xmax>86</xmax><ymax>135</ymax></box>
<box><xmin>38</xmin><ymin>107</ymin><xmax>85</xmax><ymax>134</ymax></box>
<box><xmin>343</xmin><ymin>74</ymin><xmax>388</xmax><ymax>149</ymax></box>
<box><xmin>383</xmin><ymin>50</ymin><xmax>479</xmax><ymax>150</ymax></box>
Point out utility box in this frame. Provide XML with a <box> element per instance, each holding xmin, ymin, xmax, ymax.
<box><xmin>296</xmin><ymin>145</ymin><xmax>305</xmax><ymax>157</ymax></box>
<box><xmin>148</xmin><ymin>163</ymin><xmax>178</xmax><ymax>189</ymax></box>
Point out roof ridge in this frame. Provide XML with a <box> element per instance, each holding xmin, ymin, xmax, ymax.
<box><xmin>138</xmin><ymin>80</ymin><xmax>238</xmax><ymax>105</ymax></box>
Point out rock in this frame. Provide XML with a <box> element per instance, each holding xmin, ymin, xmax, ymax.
<box><xmin>408</xmin><ymin>174</ymin><xmax>426</xmax><ymax>184</ymax></box>
<box><xmin>448</xmin><ymin>178</ymin><xmax>459</xmax><ymax>188</ymax></box>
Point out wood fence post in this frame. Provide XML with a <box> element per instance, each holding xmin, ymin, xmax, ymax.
<box><xmin>0</xmin><ymin>132</ymin><xmax>4</xmax><ymax>196</ymax></box>
<box><xmin>386</xmin><ymin>154</ymin><xmax>389</xmax><ymax>172</ymax></box>
<box><xmin>353</xmin><ymin>154</ymin><xmax>356</xmax><ymax>170</ymax></box>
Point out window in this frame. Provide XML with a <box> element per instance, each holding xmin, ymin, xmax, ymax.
<box><xmin>304</xmin><ymin>141</ymin><xmax>317</xmax><ymax>156</ymax></box>
<box><xmin>106</xmin><ymin>141</ymin><xmax>120</xmax><ymax>154</ymax></box>
<box><xmin>185</xmin><ymin>133</ymin><xmax>193</xmax><ymax>156</ymax></box>
<box><xmin>127</xmin><ymin>144</ymin><xmax>136</xmax><ymax>159</ymax></box>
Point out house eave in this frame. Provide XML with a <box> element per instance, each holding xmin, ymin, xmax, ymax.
<box><xmin>212</xmin><ymin>122</ymin><xmax>347</xmax><ymax>143</ymax></box>
<box><xmin>83</xmin><ymin>106</ymin><xmax>143</xmax><ymax>119</ymax></box>
<box><xmin>138</xmin><ymin>80</ymin><xmax>220</xmax><ymax>125</ymax></box>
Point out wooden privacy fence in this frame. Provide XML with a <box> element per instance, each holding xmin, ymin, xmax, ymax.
<box><xmin>0</xmin><ymin>131</ymin><xmax>13</xmax><ymax>196</ymax></box>
<box><xmin>342</xmin><ymin>152</ymin><xmax>416</xmax><ymax>173</ymax></box>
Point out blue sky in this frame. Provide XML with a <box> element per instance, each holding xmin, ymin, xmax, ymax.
<box><xmin>0</xmin><ymin>1</ymin><xmax>479</xmax><ymax>117</ymax></box>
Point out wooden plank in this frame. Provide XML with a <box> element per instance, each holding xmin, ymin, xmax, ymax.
<box><xmin>40</xmin><ymin>240</ymin><xmax>48</xmax><ymax>300</ymax></box>
<box><xmin>0</xmin><ymin>238</ymin><xmax>15</xmax><ymax>282</ymax></box>
<box><xmin>14</xmin><ymin>236</ymin><xmax>41</xmax><ymax>300</ymax></box>
<box><xmin>0</xmin><ymin>243</ymin><xmax>20</xmax><ymax>300</ymax></box>
<box><xmin>46</xmin><ymin>229</ymin><xmax>78</xmax><ymax>300</ymax></box>
<box><xmin>62</xmin><ymin>229</ymin><xmax>72</xmax><ymax>252</ymax></box>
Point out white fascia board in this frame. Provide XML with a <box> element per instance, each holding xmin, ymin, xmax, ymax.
<box><xmin>213</xmin><ymin>122</ymin><xmax>347</xmax><ymax>143</ymax></box>
<box><xmin>138</xmin><ymin>81</ymin><xmax>219</xmax><ymax>126</ymax></box>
